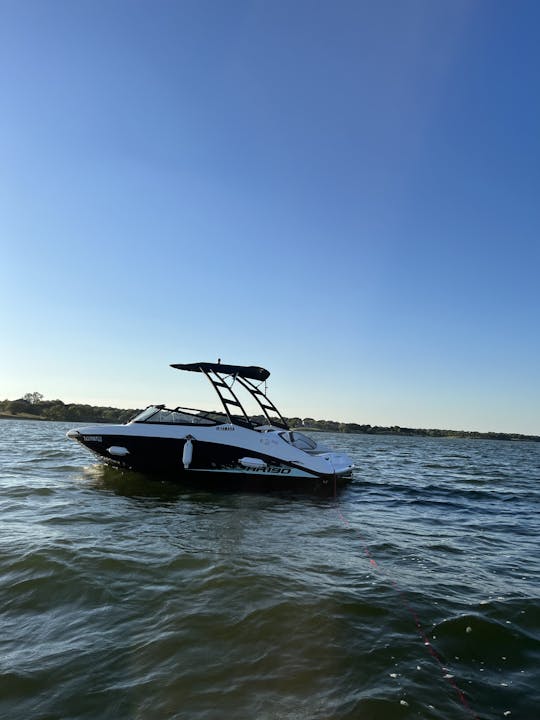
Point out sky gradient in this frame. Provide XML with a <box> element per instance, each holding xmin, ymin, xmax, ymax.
<box><xmin>2</xmin><ymin>1</ymin><xmax>539</xmax><ymax>434</ymax></box>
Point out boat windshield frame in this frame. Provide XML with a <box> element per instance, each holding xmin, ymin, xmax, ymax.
<box><xmin>130</xmin><ymin>405</ymin><xmax>221</xmax><ymax>426</ymax></box>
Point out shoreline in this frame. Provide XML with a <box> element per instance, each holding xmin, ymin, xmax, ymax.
<box><xmin>1</xmin><ymin>411</ymin><xmax>538</xmax><ymax>443</ymax></box>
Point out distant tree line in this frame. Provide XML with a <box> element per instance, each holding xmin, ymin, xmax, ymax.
<box><xmin>0</xmin><ymin>395</ymin><xmax>139</xmax><ymax>424</ymax></box>
<box><xmin>288</xmin><ymin>418</ymin><xmax>539</xmax><ymax>442</ymax></box>
<box><xmin>1</xmin><ymin>394</ymin><xmax>538</xmax><ymax>442</ymax></box>
<box><xmin>242</xmin><ymin>415</ymin><xmax>540</xmax><ymax>442</ymax></box>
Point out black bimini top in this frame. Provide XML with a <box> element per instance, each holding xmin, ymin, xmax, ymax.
<box><xmin>171</xmin><ymin>362</ymin><xmax>270</xmax><ymax>382</ymax></box>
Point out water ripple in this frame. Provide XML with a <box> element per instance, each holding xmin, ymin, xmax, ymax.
<box><xmin>0</xmin><ymin>421</ymin><xmax>539</xmax><ymax>719</ymax></box>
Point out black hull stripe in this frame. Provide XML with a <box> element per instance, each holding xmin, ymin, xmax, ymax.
<box><xmin>75</xmin><ymin>435</ymin><xmax>331</xmax><ymax>479</ymax></box>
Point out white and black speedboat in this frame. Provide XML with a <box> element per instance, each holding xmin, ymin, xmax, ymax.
<box><xmin>67</xmin><ymin>362</ymin><xmax>354</xmax><ymax>491</ymax></box>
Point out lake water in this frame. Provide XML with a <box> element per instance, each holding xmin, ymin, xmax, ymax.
<box><xmin>0</xmin><ymin>419</ymin><xmax>539</xmax><ymax>720</ymax></box>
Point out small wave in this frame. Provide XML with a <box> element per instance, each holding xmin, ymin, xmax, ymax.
<box><xmin>432</xmin><ymin>607</ymin><xmax>540</xmax><ymax>667</ymax></box>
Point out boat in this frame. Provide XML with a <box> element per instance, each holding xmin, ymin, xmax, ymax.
<box><xmin>67</xmin><ymin>362</ymin><xmax>354</xmax><ymax>491</ymax></box>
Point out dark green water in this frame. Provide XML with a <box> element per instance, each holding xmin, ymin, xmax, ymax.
<box><xmin>1</xmin><ymin>420</ymin><xmax>539</xmax><ymax>720</ymax></box>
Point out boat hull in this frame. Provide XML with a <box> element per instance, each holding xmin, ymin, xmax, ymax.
<box><xmin>68</xmin><ymin>429</ymin><xmax>352</xmax><ymax>493</ymax></box>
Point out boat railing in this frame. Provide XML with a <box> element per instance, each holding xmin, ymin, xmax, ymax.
<box><xmin>129</xmin><ymin>405</ymin><xmax>285</xmax><ymax>430</ymax></box>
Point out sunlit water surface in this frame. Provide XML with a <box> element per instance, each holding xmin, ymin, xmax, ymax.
<box><xmin>1</xmin><ymin>420</ymin><xmax>539</xmax><ymax>719</ymax></box>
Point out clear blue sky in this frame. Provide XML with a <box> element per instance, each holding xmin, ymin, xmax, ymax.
<box><xmin>1</xmin><ymin>1</ymin><xmax>539</xmax><ymax>434</ymax></box>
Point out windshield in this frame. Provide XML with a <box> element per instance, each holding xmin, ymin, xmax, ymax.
<box><xmin>131</xmin><ymin>406</ymin><xmax>218</xmax><ymax>425</ymax></box>
<box><xmin>131</xmin><ymin>406</ymin><xmax>161</xmax><ymax>422</ymax></box>
<box><xmin>279</xmin><ymin>431</ymin><xmax>318</xmax><ymax>451</ymax></box>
